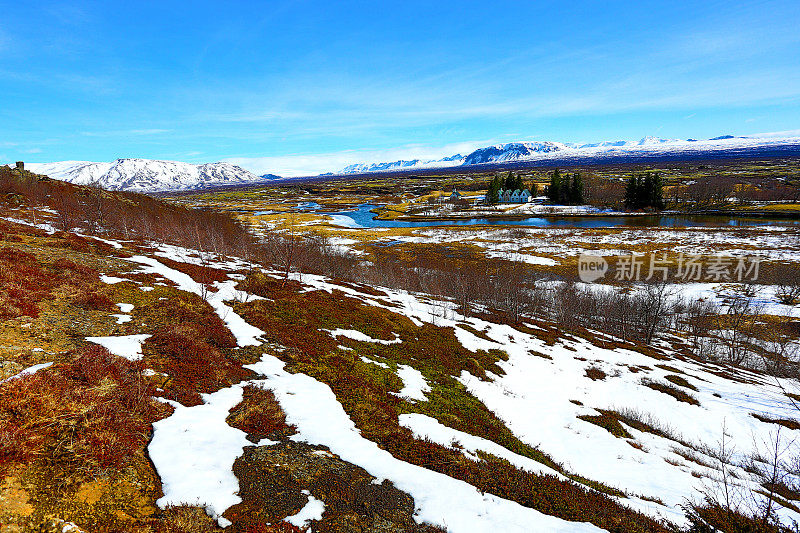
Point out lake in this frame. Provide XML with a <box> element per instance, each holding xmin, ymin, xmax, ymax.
<box><xmin>318</xmin><ymin>204</ymin><xmax>800</xmax><ymax>230</ymax></box>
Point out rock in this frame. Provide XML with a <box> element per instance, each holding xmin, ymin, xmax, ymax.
<box><xmin>227</xmin><ymin>441</ymin><xmax>440</xmax><ymax>532</ymax></box>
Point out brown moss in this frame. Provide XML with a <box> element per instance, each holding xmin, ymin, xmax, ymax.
<box><xmin>663</xmin><ymin>374</ymin><xmax>698</xmax><ymax>391</ymax></box>
<box><xmin>227</xmin><ymin>385</ymin><xmax>296</xmax><ymax>443</ymax></box>
<box><xmin>751</xmin><ymin>413</ymin><xmax>800</xmax><ymax>431</ymax></box>
<box><xmin>585</xmin><ymin>366</ymin><xmax>607</xmax><ymax>381</ymax></box>
<box><xmin>643</xmin><ymin>380</ymin><xmax>700</xmax><ymax>406</ymax></box>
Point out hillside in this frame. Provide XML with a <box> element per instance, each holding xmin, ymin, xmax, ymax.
<box><xmin>1</xmin><ymin>163</ymin><xmax>799</xmax><ymax>532</ymax></box>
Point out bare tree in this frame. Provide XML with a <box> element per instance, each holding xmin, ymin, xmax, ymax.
<box><xmin>774</xmin><ymin>264</ymin><xmax>800</xmax><ymax>306</ymax></box>
<box><xmin>718</xmin><ymin>283</ymin><xmax>763</xmax><ymax>366</ymax></box>
<box><xmin>636</xmin><ymin>280</ymin><xmax>677</xmax><ymax>344</ymax></box>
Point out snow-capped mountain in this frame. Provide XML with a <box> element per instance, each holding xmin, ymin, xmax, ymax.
<box><xmin>21</xmin><ymin>133</ymin><xmax>800</xmax><ymax>189</ymax></box>
<box><xmin>333</xmin><ymin>134</ymin><xmax>800</xmax><ymax>175</ymax></box>
<box><xmin>260</xmin><ymin>173</ymin><xmax>284</xmax><ymax>181</ymax></box>
<box><xmin>340</xmin><ymin>154</ymin><xmax>465</xmax><ymax>174</ymax></box>
<box><xmin>462</xmin><ymin>142</ymin><xmax>563</xmax><ymax>166</ymax></box>
<box><xmin>26</xmin><ymin>159</ymin><xmax>263</xmax><ymax>193</ymax></box>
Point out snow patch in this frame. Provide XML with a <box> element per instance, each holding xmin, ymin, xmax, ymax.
<box><xmin>284</xmin><ymin>491</ymin><xmax>326</xmax><ymax>528</ymax></box>
<box><xmin>149</xmin><ymin>386</ymin><xmax>251</xmax><ymax>527</ymax></box>
<box><xmin>392</xmin><ymin>365</ymin><xmax>431</xmax><ymax>403</ymax></box>
<box><xmin>1</xmin><ymin>362</ymin><xmax>53</xmax><ymax>383</ymax></box>
<box><xmin>86</xmin><ymin>334</ymin><xmax>151</xmax><ymax>361</ymax></box>
<box><xmin>326</xmin><ymin>329</ymin><xmax>401</xmax><ymax>345</ymax></box>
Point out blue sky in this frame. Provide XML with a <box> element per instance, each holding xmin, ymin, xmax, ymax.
<box><xmin>1</xmin><ymin>0</ymin><xmax>799</xmax><ymax>176</ymax></box>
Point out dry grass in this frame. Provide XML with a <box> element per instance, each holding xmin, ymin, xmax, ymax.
<box><xmin>642</xmin><ymin>379</ymin><xmax>701</xmax><ymax>406</ymax></box>
<box><xmin>227</xmin><ymin>385</ymin><xmax>297</xmax><ymax>443</ymax></box>
<box><xmin>751</xmin><ymin>412</ymin><xmax>800</xmax><ymax>431</ymax></box>
<box><xmin>0</xmin><ymin>345</ymin><xmax>169</xmax><ymax>478</ymax></box>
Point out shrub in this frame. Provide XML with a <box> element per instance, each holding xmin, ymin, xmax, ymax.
<box><xmin>227</xmin><ymin>385</ymin><xmax>296</xmax><ymax>442</ymax></box>
<box><xmin>143</xmin><ymin>327</ymin><xmax>237</xmax><ymax>406</ymax></box>
<box><xmin>578</xmin><ymin>411</ymin><xmax>633</xmax><ymax>438</ymax></box>
<box><xmin>664</xmin><ymin>374</ymin><xmax>699</xmax><ymax>391</ymax></box>
<box><xmin>585</xmin><ymin>366</ymin><xmax>607</xmax><ymax>381</ymax></box>
<box><xmin>685</xmin><ymin>501</ymin><xmax>785</xmax><ymax>533</ymax></box>
<box><xmin>72</xmin><ymin>290</ymin><xmax>116</xmax><ymax>311</ymax></box>
<box><xmin>0</xmin><ymin>345</ymin><xmax>166</xmax><ymax>476</ymax></box>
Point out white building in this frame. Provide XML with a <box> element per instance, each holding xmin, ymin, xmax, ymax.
<box><xmin>487</xmin><ymin>188</ymin><xmax>531</xmax><ymax>204</ymax></box>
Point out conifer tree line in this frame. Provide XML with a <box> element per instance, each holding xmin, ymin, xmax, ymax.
<box><xmin>486</xmin><ymin>172</ymin><xmax>530</xmax><ymax>204</ymax></box>
<box><xmin>545</xmin><ymin>169</ymin><xmax>584</xmax><ymax>205</ymax></box>
<box><xmin>624</xmin><ymin>171</ymin><xmax>665</xmax><ymax>210</ymax></box>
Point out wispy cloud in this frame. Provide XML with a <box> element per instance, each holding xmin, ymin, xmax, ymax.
<box><xmin>80</xmin><ymin>128</ymin><xmax>171</xmax><ymax>137</ymax></box>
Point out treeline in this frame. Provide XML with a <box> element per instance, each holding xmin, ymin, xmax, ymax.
<box><xmin>278</xmin><ymin>233</ymin><xmax>798</xmax><ymax>378</ymax></box>
<box><xmin>672</xmin><ymin>176</ymin><xmax>800</xmax><ymax>207</ymax></box>
<box><xmin>624</xmin><ymin>171</ymin><xmax>665</xmax><ymax>210</ymax></box>
<box><xmin>545</xmin><ymin>169</ymin><xmax>584</xmax><ymax>205</ymax></box>
<box><xmin>486</xmin><ymin>172</ymin><xmax>530</xmax><ymax>204</ymax></box>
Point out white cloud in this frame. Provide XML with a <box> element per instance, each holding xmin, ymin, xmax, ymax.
<box><xmin>80</xmin><ymin>128</ymin><xmax>171</xmax><ymax>137</ymax></box>
<box><xmin>748</xmin><ymin>129</ymin><xmax>800</xmax><ymax>138</ymax></box>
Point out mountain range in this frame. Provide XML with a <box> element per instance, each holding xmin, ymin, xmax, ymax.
<box><xmin>334</xmin><ymin>134</ymin><xmax>800</xmax><ymax>175</ymax></box>
<box><xmin>18</xmin><ymin>133</ymin><xmax>800</xmax><ymax>192</ymax></box>
<box><xmin>25</xmin><ymin>159</ymin><xmax>281</xmax><ymax>193</ymax></box>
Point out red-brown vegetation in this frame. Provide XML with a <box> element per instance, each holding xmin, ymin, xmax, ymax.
<box><xmin>0</xmin><ymin>345</ymin><xmax>168</xmax><ymax>476</ymax></box>
<box><xmin>158</xmin><ymin>256</ymin><xmax>231</xmax><ymax>285</ymax></box>
<box><xmin>140</xmin><ymin>294</ymin><xmax>245</xmax><ymax>405</ymax></box>
<box><xmin>227</xmin><ymin>385</ymin><xmax>296</xmax><ymax>443</ymax></box>
<box><xmin>0</xmin><ymin>246</ymin><xmax>100</xmax><ymax>319</ymax></box>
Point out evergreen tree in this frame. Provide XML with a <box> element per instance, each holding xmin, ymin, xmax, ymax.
<box><xmin>504</xmin><ymin>172</ymin><xmax>515</xmax><ymax>191</ymax></box>
<box><xmin>559</xmin><ymin>175</ymin><xmax>570</xmax><ymax>204</ymax></box>
<box><xmin>570</xmin><ymin>172</ymin><xmax>584</xmax><ymax>204</ymax></box>
<box><xmin>487</xmin><ymin>174</ymin><xmax>503</xmax><ymax>204</ymax></box>
<box><xmin>546</xmin><ymin>169</ymin><xmax>562</xmax><ymax>203</ymax></box>
<box><xmin>643</xmin><ymin>172</ymin><xmax>653</xmax><ymax>209</ymax></box>
<box><xmin>624</xmin><ymin>172</ymin><xmax>665</xmax><ymax>210</ymax></box>
<box><xmin>651</xmin><ymin>172</ymin><xmax>665</xmax><ymax>210</ymax></box>
<box><xmin>625</xmin><ymin>174</ymin><xmax>638</xmax><ymax>209</ymax></box>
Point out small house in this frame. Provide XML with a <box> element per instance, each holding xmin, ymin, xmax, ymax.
<box><xmin>449</xmin><ymin>189</ymin><xmax>462</xmax><ymax>202</ymax></box>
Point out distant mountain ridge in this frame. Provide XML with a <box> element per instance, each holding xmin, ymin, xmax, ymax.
<box><xmin>25</xmin><ymin>159</ymin><xmax>274</xmax><ymax>193</ymax></box>
<box><xmin>334</xmin><ymin>134</ymin><xmax>800</xmax><ymax>175</ymax></box>
<box><xmin>340</xmin><ymin>154</ymin><xmax>465</xmax><ymax>174</ymax></box>
<box><xmin>19</xmin><ymin>133</ymin><xmax>800</xmax><ymax>192</ymax></box>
